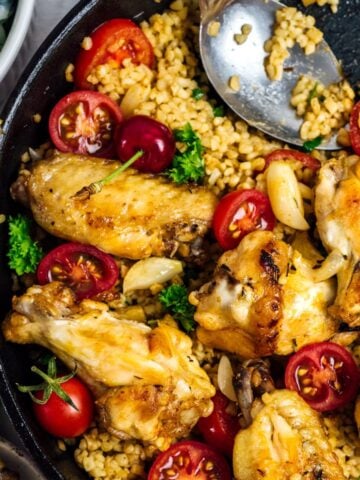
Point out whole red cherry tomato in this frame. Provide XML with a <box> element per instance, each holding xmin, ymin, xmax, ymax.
<box><xmin>37</xmin><ymin>242</ymin><xmax>119</xmax><ymax>300</ymax></box>
<box><xmin>197</xmin><ymin>391</ymin><xmax>240</xmax><ymax>457</ymax></box>
<box><xmin>285</xmin><ymin>342</ymin><xmax>360</xmax><ymax>412</ymax></box>
<box><xmin>212</xmin><ymin>189</ymin><xmax>276</xmax><ymax>250</ymax></box>
<box><xmin>48</xmin><ymin>90</ymin><xmax>123</xmax><ymax>157</ymax></box>
<box><xmin>33</xmin><ymin>376</ymin><xmax>94</xmax><ymax>438</ymax></box>
<box><xmin>264</xmin><ymin>148</ymin><xmax>321</xmax><ymax>171</ymax></box>
<box><xmin>74</xmin><ymin>19</ymin><xmax>154</xmax><ymax>90</ymax></box>
<box><xmin>349</xmin><ymin>101</ymin><xmax>360</xmax><ymax>155</ymax></box>
<box><xmin>115</xmin><ymin>115</ymin><xmax>175</xmax><ymax>173</ymax></box>
<box><xmin>148</xmin><ymin>440</ymin><xmax>232</xmax><ymax>480</ymax></box>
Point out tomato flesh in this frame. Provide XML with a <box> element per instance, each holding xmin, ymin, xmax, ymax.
<box><xmin>48</xmin><ymin>91</ymin><xmax>123</xmax><ymax>157</ymax></box>
<box><xmin>37</xmin><ymin>242</ymin><xmax>119</xmax><ymax>300</ymax></box>
<box><xmin>213</xmin><ymin>189</ymin><xmax>276</xmax><ymax>250</ymax></box>
<box><xmin>197</xmin><ymin>391</ymin><xmax>239</xmax><ymax>457</ymax></box>
<box><xmin>285</xmin><ymin>342</ymin><xmax>360</xmax><ymax>412</ymax></box>
<box><xmin>148</xmin><ymin>440</ymin><xmax>232</xmax><ymax>480</ymax></box>
<box><xmin>33</xmin><ymin>377</ymin><xmax>94</xmax><ymax>438</ymax></box>
<box><xmin>264</xmin><ymin>148</ymin><xmax>321</xmax><ymax>171</ymax></box>
<box><xmin>74</xmin><ymin>18</ymin><xmax>154</xmax><ymax>90</ymax></box>
<box><xmin>350</xmin><ymin>101</ymin><xmax>360</xmax><ymax>155</ymax></box>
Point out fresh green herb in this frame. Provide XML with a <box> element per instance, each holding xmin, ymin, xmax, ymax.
<box><xmin>7</xmin><ymin>214</ymin><xmax>43</xmax><ymax>275</ymax></box>
<box><xmin>167</xmin><ymin>123</ymin><xmax>205</xmax><ymax>184</ymax></box>
<box><xmin>302</xmin><ymin>136</ymin><xmax>323</xmax><ymax>152</ymax></box>
<box><xmin>158</xmin><ymin>284</ymin><xmax>196</xmax><ymax>333</ymax></box>
<box><xmin>17</xmin><ymin>356</ymin><xmax>78</xmax><ymax>410</ymax></box>
<box><xmin>307</xmin><ymin>82</ymin><xmax>318</xmax><ymax>103</ymax></box>
<box><xmin>192</xmin><ymin>87</ymin><xmax>205</xmax><ymax>101</ymax></box>
<box><xmin>213</xmin><ymin>104</ymin><xmax>225</xmax><ymax>117</ymax></box>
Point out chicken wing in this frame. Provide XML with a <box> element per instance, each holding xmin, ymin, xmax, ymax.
<box><xmin>315</xmin><ymin>156</ymin><xmax>360</xmax><ymax>327</ymax></box>
<box><xmin>233</xmin><ymin>390</ymin><xmax>345</xmax><ymax>480</ymax></box>
<box><xmin>22</xmin><ymin>152</ymin><xmax>217</xmax><ymax>260</ymax></box>
<box><xmin>3</xmin><ymin>282</ymin><xmax>214</xmax><ymax>449</ymax></box>
<box><xmin>191</xmin><ymin>231</ymin><xmax>336</xmax><ymax>358</ymax></box>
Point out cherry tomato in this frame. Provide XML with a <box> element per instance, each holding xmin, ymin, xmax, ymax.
<box><xmin>212</xmin><ymin>189</ymin><xmax>276</xmax><ymax>250</ymax></box>
<box><xmin>33</xmin><ymin>377</ymin><xmax>94</xmax><ymax>438</ymax></box>
<box><xmin>264</xmin><ymin>148</ymin><xmax>321</xmax><ymax>171</ymax></box>
<box><xmin>115</xmin><ymin>115</ymin><xmax>175</xmax><ymax>173</ymax></box>
<box><xmin>48</xmin><ymin>91</ymin><xmax>123</xmax><ymax>157</ymax></box>
<box><xmin>148</xmin><ymin>440</ymin><xmax>232</xmax><ymax>480</ymax></box>
<box><xmin>37</xmin><ymin>242</ymin><xmax>119</xmax><ymax>301</ymax></box>
<box><xmin>349</xmin><ymin>101</ymin><xmax>360</xmax><ymax>155</ymax></box>
<box><xmin>74</xmin><ymin>19</ymin><xmax>154</xmax><ymax>90</ymax></box>
<box><xmin>285</xmin><ymin>342</ymin><xmax>360</xmax><ymax>412</ymax></box>
<box><xmin>197</xmin><ymin>391</ymin><xmax>240</xmax><ymax>457</ymax></box>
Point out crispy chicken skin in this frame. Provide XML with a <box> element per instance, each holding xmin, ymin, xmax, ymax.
<box><xmin>191</xmin><ymin>231</ymin><xmax>336</xmax><ymax>358</ymax></box>
<box><xmin>233</xmin><ymin>390</ymin><xmax>345</xmax><ymax>480</ymax></box>
<box><xmin>24</xmin><ymin>153</ymin><xmax>217</xmax><ymax>260</ymax></box>
<box><xmin>2</xmin><ymin>282</ymin><xmax>214</xmax><ymax>449</ymax></box>
<box><xmin>315</xmin><ymin>156</ymin><xmax>360</xmax><ymax>327</ymax></box>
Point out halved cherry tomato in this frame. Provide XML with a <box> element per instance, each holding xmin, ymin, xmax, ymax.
<box><xmin>148</xmin><ymin>440</ymin><xmax>232</xmax><ymax>480</ymax></box>
<box><xmin>285</xmin><ymin>342</ymin><xmax>360</xmax><ymax>412</ymax></box>
<box><xmin>264</xmin><ymin>148</ymin><xmax>321</xmax><ymax>171</ymax></box>
<box><xmin>349</xmin><ymin>101</ymin><xmax>360</xmax><ymax>155</ymax></box>
<box><xmin>213</xmin><ymin>189</ymin><xmax>276</xmax><ymax>250</ymax></box>
<box><xmin>197</xmin><ymin>391</ymin><xmax>240</xmax><ymax>457</ymax></box>
<box><xmin>74</xmin><ymin>19</ymin><xmax>154</xmax><ymax>90</ymax></box>
<box><xmin>37</xmin><ymin>242</ymin><xmax>119</xmax><ymax>300</ymax></box>
<box><xmin>48</xmin><ymin>90</ymin><xmax>123</xmax><ymax>157</ymax></box>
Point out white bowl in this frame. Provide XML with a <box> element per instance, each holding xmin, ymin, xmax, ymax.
<box><xmin>0</xmin><ymin>0</ymin><xmax>35</xmax><ymax>83</ymax></box>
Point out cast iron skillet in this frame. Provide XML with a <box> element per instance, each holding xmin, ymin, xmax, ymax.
<box><xmin>0</xmin><ymin>0</ymin><xmax>358</xmax><ymax>478</ymax></box>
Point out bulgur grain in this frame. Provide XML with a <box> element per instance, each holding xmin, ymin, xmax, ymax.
<box><xmin>81</xmin><ymin>36</ymin><xmax>93</xmax><ymax>50</ymax></box>
<box><xmin>264</xmin><ymin>7</ymin><xmax>323</xmax><ymax>80</ymax></box>
<box><xmin>65</xmin><ymin>63</ymin><xmax>75</xmax><ymax>82</ymax></box>
<box><xmin>291</xmin><ymin>75</ymin><xmax>355</xmax><ymax>140</ymax></box>
<box><xmin>0</xmin><ymin>214</ymin><xmax>6</xmax><ymax>224</ymax></box>
<box><xmin>207</xmin><ymin>20</ymin><xmax>221</xmax><ymax>37</ymax></box>
<box><xmin>302</xmin><ymin>0</ymin><xmax>340</xmax><ymax>13</ymax></box>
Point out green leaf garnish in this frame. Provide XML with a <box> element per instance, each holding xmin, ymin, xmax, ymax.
<box><xmin>158</xmin><ymin>284</ymin><xmax>196</xmax><ymax>333</ymax></box>
<box><xmin>167</xmin><ymin>123</ymin><xmax>205</xmax><ymax>184</ymax></box>
<box><xmin>213</xmin><ymin>105</ymin><xmax>225</xmax><ymax>117</ymax></box>
<box><xmin>192</xmin><ymin>88</ymin><xmax>205</xmax><ymax>101</ymax></box>
<box><xmin>302</xmin><ymin>136</ymin><xmax>323</xmax><ymax>152</ymax></box>
<box><xmin>7</xmin><ymin>214</ymin><xmax>43</xmax><ymax>275</ymax></box>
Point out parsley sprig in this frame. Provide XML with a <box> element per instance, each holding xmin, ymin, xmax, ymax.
<box><xmin>158</xmin><ymin>284</ymin><xmax>196</xmax><ymax>333</ymax></box>
<box><xmin>7</xmin><ymin>214</ymin><xmax>43</xmax><ymax>275</ymax></box>
<box><xmin>167</xmin><ymin>123</ymin><xmax>205</xmax><ymax>184</ymax></box>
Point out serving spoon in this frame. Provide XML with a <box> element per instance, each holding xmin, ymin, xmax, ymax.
<box><xmin>199</xmin><ymin>0</ymin><xmax>344</xmax><ymax>150</ymax></box>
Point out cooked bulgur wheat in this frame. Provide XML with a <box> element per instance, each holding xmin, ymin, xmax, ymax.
<box><xmin>302</xmin><ymin>0</ymin><xmax>340</xmax><ymax>14</ymax></box>
<box><xmin>70</xmin><ymin>0</ymin><xmax>360</xmax><ymax>479</ymax></box>
<box><xmin>264</xmin><ymin>7</ymin><xmax>323</xmax><ymax>80</ymax></box>
<box><xmin>291</xmin><ymin>75</ymin><xmax>355</xmax><ymax>140</ymax></box>
<box><xmin>75</xmin><ymin>428</ymin><xmax>157</xmax><ymax>479</ymax></box>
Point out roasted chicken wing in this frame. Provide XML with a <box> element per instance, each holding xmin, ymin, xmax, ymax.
<box><xmin>3</xmin><ymin>282</ymin><xmax>214</xmax><ymax>449</ymax></box>
<box><xmin>191</xmin><ymin>231</ymin><xmax>337</xmax><ymax>358</ymax></box>
<box><xmin>233</xmin><ymin>390</ymin><xmax>345</xmax><ymax>480</ymax></box>
<box><xmin>315</xmin><ymin>156</ymin><xmax>360</xmax><ymax>327</ymax></box>
<box><xmin>20</xmin><ymin>153</ymin><xmax>217</xmax><ymax>260</ymax></box>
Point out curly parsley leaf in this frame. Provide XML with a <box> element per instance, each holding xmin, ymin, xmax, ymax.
<box><xmin>7</xmin><ymin>214</ymin><xmax>43</xmax><ymax>275</ymax></box>
<box><xmin>307</xmin><ymin>82</ymin><xmax>319</xmax><ymax>104</ymax></box>
<box><xmin>158</xmin><ymin>284</ymin><xmax>196</xmax><ymax>333</ymax></box>
<box><xmin>213</xmin><ymin>105</ymin><xmax>225</xmax><ymax>117</ymax></box>
<box><xmin>302</xmin><ymin>136</ymin><xmax>323</xmax><ymax>152</ymax></box>
<box><xmin>167</xmin><ymin>123</ymin><xmax>205</xmax><ymax>184</ymax></box>
<box><xmin>192</xmin><ymin>87</ymin><xmax>205</xmax><ymax>101</ymax></box>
